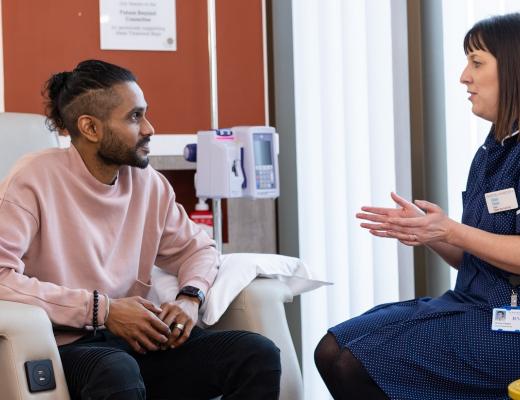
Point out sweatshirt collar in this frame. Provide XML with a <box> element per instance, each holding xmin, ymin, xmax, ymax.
<box><xmin>68</xmin><ymin>144</ymin><xmax>122</xmax><ymax>193</ymax></box>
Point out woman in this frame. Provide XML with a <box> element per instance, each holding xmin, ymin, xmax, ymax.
<box><xmin>315</xmin><ymin>13</ymin><xmax>520</xmax><ymax>400</ymax></box>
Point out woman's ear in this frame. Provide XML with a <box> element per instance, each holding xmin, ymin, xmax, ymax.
<box><xmin>77</xmin><ymin>115</ymin><xmax>101</xmax><ymax>143</ymax></box>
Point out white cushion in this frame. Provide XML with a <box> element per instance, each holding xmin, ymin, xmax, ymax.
<box><xmin>149</xmin><ymin>253</ymin><xmax>330</xmax><ymax>326</ymax></box>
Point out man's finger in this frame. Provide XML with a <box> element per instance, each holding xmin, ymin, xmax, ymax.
<box><xmin>165</xmin><ymin>330</ymin><xmax>181</xmax><ymax>349</ymax></box>
<box><xmin>131</xmin><ymin>340</ymin><xmax>146</xmax><ymax>355</ymax></box>
<box><xmin>140</xmin><ymin>322</ymin><xmax>169</xmax><ymax>346</ymax></box>
<box><xmin>161</xmin><ymin>311</ymin><xmax>179</xmax><ymax>328</ymax></box>
<box><xmin>159</xmin><ymin>304</ymin><xmax>182</xmax><ymax>326</ymax></box>
<box><xmin>147</xmin><ymin>312</ymin><xmax>171</xmax><ymax>335</ymax></box>
<box><xmin>170</xmin><ymin>320</ymin><xmax>187</xmax><ymax>340</ymax></box>
<box><xmin>172</xmin><ymin>320</ymin><xmax>194</xmax><ymax>348</ymax></box>
<box><xmin>136</xmin><ymin>332</ymin><xmax>161</xmax><ymax>352</ymax></box>
<box><xmin>140</xmin><ymin>299</ymin><xmax>163</xmax><ymax>314</ymax></box>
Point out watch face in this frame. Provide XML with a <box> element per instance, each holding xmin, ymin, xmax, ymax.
<box><xmin>178</xmin><ymin>286</ymin><xmax>205</xmax><ymax>304</ymax></box>
<box><xmin>182</xmin><ymin>286</ymin><xmax>200</xmax><ymax>296</ymax></box>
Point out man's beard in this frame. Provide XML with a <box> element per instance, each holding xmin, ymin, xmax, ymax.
<box><xmin>97</xmin><ymin>125</ymin><xmax>150</xmax><ymax>169</ymax></box>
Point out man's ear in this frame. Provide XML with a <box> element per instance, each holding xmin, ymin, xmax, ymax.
<box><xmin>77</xmin><ymin>115</ymin><xmax>102</xmax><ymax>143</ymax></box>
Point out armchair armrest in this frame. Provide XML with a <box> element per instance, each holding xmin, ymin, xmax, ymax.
<box><xmin>209</xmin><ymin>278</ymin><xmax>304</xmax><ymax>400</ymax></box>
<box><xmin>0</xmin><ymin>300</ymin><xmax>70</xmax><ymax>400</ymax></box>
<box><xmin>0</xmin><ymin>279</ymin><xmax>305</xmax><ymax>400</ymax></box>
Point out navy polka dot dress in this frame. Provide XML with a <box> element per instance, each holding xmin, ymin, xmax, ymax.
<box><xmin>329</xmin><ymin>131</ymin><xmax>520</xmax><ymax>399</ymax></box>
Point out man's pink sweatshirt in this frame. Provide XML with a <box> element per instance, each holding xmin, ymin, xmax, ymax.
<box><xmin>0</xmin><ymin>145</ymin><xmax>218</xmax><ymax>345</ymax></box>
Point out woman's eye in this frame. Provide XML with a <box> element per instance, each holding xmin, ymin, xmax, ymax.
<box><xmin>131</xmin><ymin>112</ymin><xmax>141</xmax><ymax>120</ymax></box>
<box><xmin>473</xmin><ymin>61</ymin><xmax>482</xmax><ymax>68</ymax></box>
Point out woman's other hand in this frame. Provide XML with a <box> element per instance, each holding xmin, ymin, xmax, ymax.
<box><xmin>357</xmin><ymin>192</ymin><xmax>454</xmax><ymax>246</ymax></box>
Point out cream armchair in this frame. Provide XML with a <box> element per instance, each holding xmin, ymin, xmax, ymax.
<box><xmin>0</xmin><ymin>112</ymin><xmax>304</xmax><ymax>400</ymax></box>
<box><xmin>0</xmin><ymin>279</ymin><xmax>303</xmax><ymax>400</ymax></box>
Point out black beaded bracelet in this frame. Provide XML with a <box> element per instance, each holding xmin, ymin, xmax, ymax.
<box><xmin>93</xmin><ymin>290</ymin><xmax>99</xmax><ymax>335</ymax></box>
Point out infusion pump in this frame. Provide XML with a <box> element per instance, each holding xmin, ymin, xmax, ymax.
<box><xmin>185</xmin><ymin>126</ymin><xmax>280</xmax><ymax>199</ymax></box>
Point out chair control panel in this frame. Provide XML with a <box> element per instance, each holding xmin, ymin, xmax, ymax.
<box><xmin>25</xmin><ymin>359</ymin><xmax>56</xmax><ymax>393</ymax></box>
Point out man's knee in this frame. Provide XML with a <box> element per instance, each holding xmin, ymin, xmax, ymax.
<box><xmin>81</xmin><ymin>350</ymin><xmax>145</xmax><ymax>399</ymax></box>
<box><xmin>231</xmin><ymin>332</ymin><xmax>281</xmax><ymax>374</ymax></box>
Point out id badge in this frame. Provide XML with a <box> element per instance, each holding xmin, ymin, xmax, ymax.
<box><xmin>485</xmin><ymin>188</ymin><xmax>518</xmax><ymax>214</ymax></box>
<box><xmin>491</xmin><ymin>306</ymin><xmax>520</xmax><ymax>332</ymax></box>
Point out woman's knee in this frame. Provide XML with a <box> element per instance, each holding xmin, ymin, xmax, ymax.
<box><xmin>314</xmin><ymin>333</ymin><xmax>340</xmax><ymax>374</ymax></box>
<box><xmin>315</xmin><ymin>337</ymin><xmax>365</xmax><ymax>386</ymax></box>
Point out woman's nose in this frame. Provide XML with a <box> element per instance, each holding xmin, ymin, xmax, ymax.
<box><xmin>460</xmin><ymin>65</ymin><xmax>471</xmax><ymax>85</ymax></box>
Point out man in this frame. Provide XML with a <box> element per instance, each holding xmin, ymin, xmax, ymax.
<box><xmin>0</xmin><ymin>60</ymin><xmax>280</xmax><ymax>399</ymax></box>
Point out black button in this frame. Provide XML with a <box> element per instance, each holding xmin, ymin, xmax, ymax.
<box><xmin>33</xmin><ymin>364</ymin><xmax>51</xmax><ymax>386</ymax></box>
<box><xmin>25</xmin><ymin>359</ymin><xmax>56</xmax><ymax>393</ymax></box>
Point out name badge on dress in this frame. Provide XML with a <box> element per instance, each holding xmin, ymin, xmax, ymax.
<box><xmin>484</xmin><ymin>188</ymin><xmax>518</xmax><ymax>214</ymax></box>
<box><xmin>492</xmin><ymin>307</ymin><xmax>520</xmax><ymax>333</ymax></box>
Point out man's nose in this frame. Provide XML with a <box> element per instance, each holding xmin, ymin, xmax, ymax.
<box><xmin>141</xmin><ymin>118</ymin><xmax>155</xmax><ymax>137</ymax></box>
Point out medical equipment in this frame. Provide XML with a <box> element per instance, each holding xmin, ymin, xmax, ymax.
<box><xmin>184</xmin><ymin>126</ymin><xmax>280</xmax><ymax>200</ymax></box>
<box><xmin>189</xmin><ymin>198</ymin><xmax>214</xmax><ymax>238</ymax></box>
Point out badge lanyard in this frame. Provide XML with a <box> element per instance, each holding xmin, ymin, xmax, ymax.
<box><xmin>492</xmin><ymin>276</ymin><xmax>520</xmax><ymax>332</ymax></box>
<box><xmin>509</xmin><ymin>275</ymin><xmax>520</xmax><ymax>307</ymax></box>
<box><xmin>488</xmin><ymin>188</ymin><xmax>519</xmax><ymax>318</ymax></box>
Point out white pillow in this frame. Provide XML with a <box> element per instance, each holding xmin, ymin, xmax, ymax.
<box><xmin>149</xmin><ymin>253</ymin><xmax>330</xmax><ymax>326</ymax></box>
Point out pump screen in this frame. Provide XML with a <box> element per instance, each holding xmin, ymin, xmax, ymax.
<box><xmin>253</xmin><ymin>133</ymin><xmax>276</xmax><ymax>190</ymax></box>
<box><xmin>253</xmin><ymin>134</ymin><xmax>273</xmax><ymax>166</ymax></box>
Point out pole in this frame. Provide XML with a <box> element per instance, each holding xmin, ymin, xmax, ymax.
<box><xmin>207</xmin><ymin>0</ymin><xmax>223</xmax><ymax>252</ymax></box>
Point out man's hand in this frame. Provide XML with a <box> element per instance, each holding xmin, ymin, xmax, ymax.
<box><xmin>105</xmin><ymin>296</ymin><xmax>171</xmax><ymax>354</ymax></box>
<box><xmin>158</xmin><ymin>296</ymin><xmax>200</xmax><ymax>350</ymax></box>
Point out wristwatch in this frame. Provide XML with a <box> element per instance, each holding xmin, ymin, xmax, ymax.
<box><xmin>176</xmin><ymin>286</ymin><xmax>205</xmax><ymax>305</ymax></box>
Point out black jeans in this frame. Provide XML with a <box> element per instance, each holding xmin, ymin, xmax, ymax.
<box><xmin>58</xmin><ymin>327</ymin><xmax>281</xmax><ymax>400</ymax></box>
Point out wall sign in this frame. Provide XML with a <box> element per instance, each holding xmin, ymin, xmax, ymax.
<box><xmin>100</xmin><ymin>0</ymin><xmax>176</xmax><ymax>51</ymax></box>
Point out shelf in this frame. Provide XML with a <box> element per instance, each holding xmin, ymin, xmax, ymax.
<box><xmin>149</xmin><ymin>155</ymin><xmax>195</xmax><ymax>171</ymax></box>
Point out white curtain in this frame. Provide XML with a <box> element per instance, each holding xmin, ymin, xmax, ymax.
<box><xmin>441</xmin><ymin>0</ymin><xmax>520</xmax><ymax>287</ymax></box>
<box><xmin>291</xmin><ymin>1</ymin><xmax>413</xmax><ymax>398</ymax></box>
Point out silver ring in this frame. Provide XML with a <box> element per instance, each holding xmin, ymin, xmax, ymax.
<box><xmin>174</xmin><ymin>323</ymin><xmax>185</xmax><ymax>331</ymax></box>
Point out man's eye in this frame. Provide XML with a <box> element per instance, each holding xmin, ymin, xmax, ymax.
<box><xmin>131</xmin><ymin>112</ymin><xmax>141</xmax><ymax>120</ymax></box>
<box><xmin>473</xmin><ymin>61</ymin><xmax>482</xmax><ymax>68</ymax></box>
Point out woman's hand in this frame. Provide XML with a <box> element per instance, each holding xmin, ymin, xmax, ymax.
<box><xmin>357</xmin><ymin>192</ymin><xmax>454</xmax><ymax>246</ymax></box>
<box><xmin>384</xmin><ymin>198</ymin><xmax>455</xmax><ymax>245</ymax></box>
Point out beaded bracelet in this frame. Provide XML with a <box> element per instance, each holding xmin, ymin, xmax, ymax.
<box><xmin>93</xmin><ymin>290</ymin><xmax>99</xmax><ymax>335</ymax></box>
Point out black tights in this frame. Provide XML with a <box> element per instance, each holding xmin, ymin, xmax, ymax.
<box><xmin>314</xmin><ymin>333</ymin><xmax>389</xmax><ymax>400</ymax></box>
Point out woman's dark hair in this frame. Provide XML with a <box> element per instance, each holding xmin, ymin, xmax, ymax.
<box><xmin>44</xmin><ymin>59</ymin><xmax>136</xmax><ymax>136</ymax></box>
<box><xmin>463</xmin><ymin>13</ymin><xmax>520</xmax><ymax>141</ymax></box>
